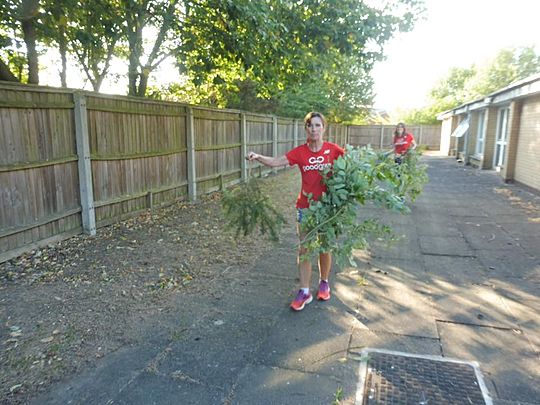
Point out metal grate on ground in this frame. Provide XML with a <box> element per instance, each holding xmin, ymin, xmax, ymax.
<box><xmin>355</xmin><ymin>348</ymin><xmax>493</xmax><ymax>405</ymax></box>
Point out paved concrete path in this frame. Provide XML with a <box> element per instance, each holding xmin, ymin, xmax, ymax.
<box><xmin>35</xmin><ymin>156</ymin><xmax>540</xmax><ymax>405</ymax></box>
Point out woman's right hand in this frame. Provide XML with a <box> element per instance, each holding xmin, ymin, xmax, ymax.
<box><xmin>247</xmin><ymin>152</ymin><xmax>259</xmax><ymax>161</ymax></box>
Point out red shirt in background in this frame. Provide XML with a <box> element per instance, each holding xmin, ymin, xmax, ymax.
<box><xmin>393</xmin><ymin>133</ymin><xmax>415</xmax><ymax>155</ymax></box>
<box><xmin>286</xmin><ymin>142</ymin><xmax>345</xmax><ymax>208</ymax></box>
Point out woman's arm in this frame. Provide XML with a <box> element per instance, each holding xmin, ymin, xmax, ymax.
<box><xmin>247</xmin><ymin>152</ymin><xmax>289</xmax><ymax>167</ymax></box>
<box><xmin>410</xmin><ymin>135</ymin><xmax>417</xmax><ymax>150</ymax></box>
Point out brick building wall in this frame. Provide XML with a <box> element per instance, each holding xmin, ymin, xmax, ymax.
<box><xmin>513</xmin><ymin>94</ymin><xmax>540</xmax><ymax>190</ymax></box>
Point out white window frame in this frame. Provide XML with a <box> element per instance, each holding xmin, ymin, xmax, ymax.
<box><xmin>493</xmin><ymin>106</ymin><xmax>510</xmax><ymax>168</ymax></box>
<box><xmin>474</xmin><ymin>110</ymin><xmax>486</xmax><ymax>157</ymax></box>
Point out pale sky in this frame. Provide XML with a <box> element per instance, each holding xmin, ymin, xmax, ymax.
<box><xmin>372</xmin><ymin>0</ymin><xmax>540</xmax><ymax>113</ymax></box>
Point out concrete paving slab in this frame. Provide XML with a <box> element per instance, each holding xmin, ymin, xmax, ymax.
<box><xmin>438</xmin><ymin>322</ymin><xmax>540</xmax><ymax>404</ymax></box>
<box><xmin>429</xmin><ymin>283</ymin><xmax>518</xmax><ymax>328</ymax></box>
<box><xmin>255</xmin><ymin>305</ymin><xmax>355</xmax><ymax>376</ymax></box>
<box><xmin>31</xmin><ymin>300</ymin><xmax>211</xmax><ymax>405</ymax></box>
<box><xmin>231</xmin><ymin>364</ymin><xmax>355</xmax><ymax>405</ymax></box>
<box><xmin>211</xmin><ymin>276</ymin><xmax>293</xmax><ymax>314</ymax></box>
<box><xmin>411</xmin><ymin>213</ymin><xmax>461</xmax><ymax>228</ymax></box>
<box><xmin>113</xmin><ymin>371</ymin><xmax>225</xmax><ymax>405</ymax></box>
<box><xmin>370</xmin><ymin>232</ymin><xmax>423</xmax><ymax>260</ymax></box>
<box><xmin>157</xmin><ymin>312</ymin><xmax>276</xmax><ymax>391</ymax></box>
<box><xmin>513</xmin><ymin>236</ymin><xmax>540</xmax><ymax>256</ymax></box>
<box><xmin>498</xmin><ymin>221</ymin><xmax>540</xmax><ymax>240</ymax></box>
<box><xmin>476</xmin><ymin>250</ymin><xmax>540</xmax><ymax>281</ymax></box>
<box><xmin>352</xmin><ymin>258</ymin><xmax>429</xmax><ymax>294</ymax></box>
<box><xmin>374</xmin><ymin>214</ymin><xmax>418</xmax><ymax>227</ymax></box>
<box><xmin>412</xmin><ymin>204</ymin><xmax>478</xmax><ymax>217</ymax></box>
<box><xmin>416</xmin><ymin>221</ymin><xmax>462</xmax><ymax>237</ymax></box>
<box><xmin>31</xmin><ymin>345</ymin><xmax>162</xmax><ymax>405</ymax></box>
<box><xmin>422</xmin><ymin>254</ymin><xmax>489</xmax><ymax>285</ymax></box>
<box><xmin>450</xmin><ymin>207</ymin><xmax>493</xmax><ymax>217</ymax></box>
<box><xmin>492</xmin><ymin>213</ymin><xmax>536</xmax><ymax>224</ymax></box>
<box><xmin>352</xmin><ymin>265</ymin><xmax>438</xmax><ymax>338</ymax></box>
<box><xmin>458</xmin><ymin>222</ymin><xmax>520</xmax><ymax>251</ymax></box>
<box><xmin>489</xmin><ymin>281</ymin><xmax>540</xmax><ymax>353</ymax></box>
<box><xmin>419</xmin><ymin>235</ymin><xmax>474</xmax><ymax>256</ymax></box>
<box><xmin>454</xmin><ymin>216</ymin><xmax>500</xmax><ymax>226</ymax></box>
<box><xmin>349</xmin><ymin>328</ymin><xmax>441</xmax><ymax>356</ymax></box>
<box><xmin>335</xmin><ymin>268</ymin><xmax>376</xmax><ymax>315</ymax></box>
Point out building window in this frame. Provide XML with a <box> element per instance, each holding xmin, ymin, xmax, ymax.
<box><xmin>451</xmin><ymin>118</ymin><xmax>469</xmax><ymax>138</ymax></box>
<box><xmin>475</xmin><ymin>111</ymin><xmax>486</xmax><ymax>156</ymax></box>
<box><xmin>493</xmin><ymin>107</ymin><xmax>510</xmax><ymax>168</ymax></box>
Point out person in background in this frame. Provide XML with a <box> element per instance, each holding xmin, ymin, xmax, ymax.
<box><xmin>393</xmin><ymin>122</ymin><xmax>416</xmax><ymax>163</ymax></box>
<box><xmin>247</xmin><ymin>112</ymin><xmax>344</xmax><ymax>311</ymax></box>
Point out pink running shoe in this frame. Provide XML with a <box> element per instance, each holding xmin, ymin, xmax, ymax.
<box><xmin>317</xmin><ymin>280</ymin><xmax>331</xmax><ymax>301</ymax></box>
<box><xmin>290</xmin><ymin>290</ymin><xmax>313</xmax><ymax>311</ymax></box>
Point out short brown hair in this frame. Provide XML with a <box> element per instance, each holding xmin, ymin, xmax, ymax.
<box><xmin>304</xmin><ymin>111</ymin><xmax>327</xmax><ymax>128</ymax></box>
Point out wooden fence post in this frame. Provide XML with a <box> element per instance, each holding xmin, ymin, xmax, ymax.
<box><xmin>379</xmin><ymin>125</ymin><xmax>384</xmax><ymax>150</ymax></box>
<box><xmin>418</xmin><ymin>125</ymin><xmax>424</xmax><ymax>146</ymax></box>
<box><xmin>272</xmin><ymin>116</ymin><xmax>278</xmax><ymax>173</ymax></box>
<box><xmin>186</xmin><ymin>107</ymin><xmax>197</xmax><ymax>201</ymax></box>
<box><xmin>73</xmin><ymin>92</ymin><xmax>96</xmax><ymax>236</ymax></box>
<box><xmin>240</xmin><ymin>113</ymin><xmax>247</xmax><ymax>182</ymax></box>
<box><xmin>293</xmin><ymin>119</ymin><xmax>297</xmax><ymax>147</ymax></box>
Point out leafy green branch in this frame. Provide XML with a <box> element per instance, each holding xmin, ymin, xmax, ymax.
<box><xmin>300</xmin><ymin>145</ymin><xmax>428</xmax><ymax>267</ymax></box>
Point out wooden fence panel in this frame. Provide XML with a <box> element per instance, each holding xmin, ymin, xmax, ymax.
<box><xmin>277</xmin><ymin>118</ymin><xmax>294</xmax><ymax>157</ymax></box>
<box><xmin>416</xmin><ymin>125</ymin><xmax>442</xmax><ymax>149</ymax></box>
<box><xmin>326</xmin><ymin>123</ymin><xmax>347</xmax><ymax>146</ymax></box>
<box><xmin>246</xmin><ymin>114</ymin><xmax>274</xmax><ymax>177</ymax></box>
<box><xmin>0</xmin><ymin>85</ymin><xmax>81</xmax><ymax>259</ymax></box>
<box><xmin>86</xmin><ymin>95</ymin><xmax>188</xmax><ymax>225</ymax></box>
<box><xmin>193</xmin><ymin>109</ymin><xmax>242</xmax><ymax>194</ymax></box>
<box><xmin>348</xmin><ymin>125</ymin><xmax>382</xmax><ymax>148</ymax></box>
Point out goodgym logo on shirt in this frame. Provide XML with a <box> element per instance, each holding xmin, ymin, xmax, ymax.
<box><xmin>303</xmin><ymin>152</ymin><xmax>332</xmax><ymax>171</ymax></box>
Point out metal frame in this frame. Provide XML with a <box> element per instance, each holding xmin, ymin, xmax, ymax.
<box><xmin>355</xmin><ymin>348</ymin><xmax>493</xmax><ymax>405</ymax></box>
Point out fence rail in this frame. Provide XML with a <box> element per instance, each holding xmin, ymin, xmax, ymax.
<box><xmin>0</xmin><ymin>82</ymin><xmax>440</xmax><ymax>261</ymax></box>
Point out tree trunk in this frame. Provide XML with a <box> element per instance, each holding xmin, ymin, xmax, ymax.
<box><xmin>95</xmin><ymin>76</ymin><xmax>104</xmax><ymax>92</ymax></box>
<box><xmin>137</xmin><ymin>70</ymin><xmax>149</xmax><ymax>96</ymax></box>
<box><xmin>19</xmin><ymin>0</ymin><xmax>40</xmax><ymax>84</ymax></box>
<box><xmin>59</xmin><ymin>29</ymin><xmax>67</xmax><ymax>87</ymax></box>
<box><xmin>128</xmin><ymin>47</ymin><xmax>140</xmax><ymax>96</ymax></box>
<box><xmin>127</xmin><ymin>17</ymin><xmax>144</xmax><ymax>96</ymax></box>
<box><xmin>0</xmin><ymin>58</ymin><xmax>19</xmax><ymax>82</ymax></box>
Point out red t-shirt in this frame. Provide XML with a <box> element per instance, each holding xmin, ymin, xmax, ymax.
<box><xmin>286</xmin><ymin>142</ymin><xmax>345</xmax><ymax>208</ymax></box>
<box><xmin>393</xmin><ymin>133</ymin><xmax>415</xmax><ymax>154</ymax></box>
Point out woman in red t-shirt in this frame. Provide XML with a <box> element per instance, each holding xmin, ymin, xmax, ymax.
<box><xmin>393</xmin><ymin>122</ymin><xmax>416</xmax><ymax>163</ymax></box>
<box><xmin>247</xmin><ymin>112</ymin><xmax>344</xmax><ymax>311</ymax></box>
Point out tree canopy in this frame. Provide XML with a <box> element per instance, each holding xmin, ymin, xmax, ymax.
<box><xmin>1</xmin><ymin>0</ymin><xmax>425</xmax><ymax>121</ymax></box>
<box><xmin>399</xmin><ymin>46</ymin><xmax>540</xmax><ymax>124</ymax></box>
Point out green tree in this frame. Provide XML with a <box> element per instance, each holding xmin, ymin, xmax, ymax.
<box><xmin>467</xmin><ymin>47</ymin><xmax>540</xmax><ymax>97</ymax></box>
<box><xmin>120</xmin><ymin>0</ymin><xmax>180</xmax><ymax>97</ymax></box>
<box><xmin>400</xmin><ymin>46</ymin><xmax>540</xmax><ymax>124</ymax></box>
<box><xmin>40</xmin><ymin>0</ymin><xmax>124</xmax><ymax>90</ymax></box>
<box><xmin>0</xmin><ymin>0</ymin><xmax>41</xmax><ymax>83</ymax></box>
<box><xmin>174</xmin><ymin>0</ymin><xmax>424</xmax><ymax>120</ymax></box>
